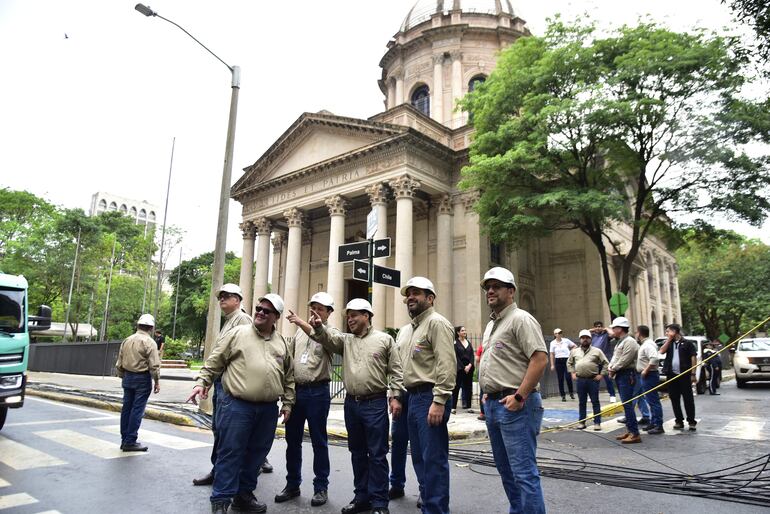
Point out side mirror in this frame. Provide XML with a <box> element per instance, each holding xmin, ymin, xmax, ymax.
<box><xmin>29</xmin><ymin>305</ymin><xmax>52</xmax><ymax>332</ymax></box>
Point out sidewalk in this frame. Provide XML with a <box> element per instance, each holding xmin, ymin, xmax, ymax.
<box><xmin>25</xmin><ymin>371</ymin><xmax>641</xmax><ymax>440</ymax></box>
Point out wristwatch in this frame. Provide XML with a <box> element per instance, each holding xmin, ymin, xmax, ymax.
<box><xmin>514</xmin><ymin>393</ymin><xmax>525</xmax><ymax>403</ymax></box>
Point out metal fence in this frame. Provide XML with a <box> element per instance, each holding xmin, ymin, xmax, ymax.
<box><xmin>28</xmin><ymin>341</ymin><xmax>122</xmax><ymax>377</ymax></box>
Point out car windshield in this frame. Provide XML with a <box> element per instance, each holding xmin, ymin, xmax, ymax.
<box><xmin>738</xmin><ymin>339</ymin><xmax>770</xmax><ymax>352</ymax></box>
<box><xmin>0</xmin><ymin>288</ymin><xmax>25</xmax><ymax>333</ymax></box>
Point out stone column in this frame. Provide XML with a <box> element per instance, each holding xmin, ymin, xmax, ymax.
<box><xmin>436</xmin><ymin>194</ymin><xmax>454</xmax><ymax>321</ymax></box>
<box><xmin>652</xmin><ymin>257</ymin><xmax>664</xmax><ymax>334</ymax></box>
<box><xmin>238</xmin><ymin>221</ymin><xmax>256</xmax><ymax>314</ymax></box>
<box><xmin>325</xmin><ymin>195</ymin><xmax>348</xmax><ymax>330</ymax></box>
<box><xmin>389</xmin><ymin>175</ymin><xmax>421</xmax><ymax>329</ymax></box>
<box><xmin>282</xmin><ymin>208</ymin><xmax>304</xmax><ymax>332</ymax></box>
<box><xmin>640</xmin><ymin>268</ymin><xmax>652</xmax><ymax>329</ymax></box>
<box><xmin>387</xmin><ymin>79</ymin><xmax>396</xmax><ymax>110</ymax></box>
<box><xmin>252</xmin><ymin>218</ymin><xmax>272</xmax><ymax>312</ymax></box>
<box><xmin>395</xmin><ymin>71</ymin><xmax>405</xmax><ymax>106</ymax></box>
<box><xmin>672</xmin><ymin>263</ymin><xmax>682</xmax><ymax>324</ymax></box>
<box><xmin>663</xmin><ymin>261</ymin><xmax>675</xmax><ymax>324</ymax></box>
<box><xmin>450</xmin><ymin>51</ymin><xmax>463</xmax><ymax>121</ymax></box>
<box><xmin>367</xmin><ymin>183</ymin><xmax>390</xmax><ymax>329</ymax></box>
<box><xmin>432</xmin><ymin>55</ymin><xmax>444</xmax><ymax>124</ymax></box>
<box><xmin>463</xmin><ymin>192</ymin><xmax>483</xmax><ymax>334</ymax></box>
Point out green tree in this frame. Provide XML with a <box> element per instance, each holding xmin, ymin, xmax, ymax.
<box><xmin>677</xmin><ymin>225</ymin><xmax>770</xmax><ymax>339</ymax></box>
<box><xmin>461</xmin><ymin>18</ymin><xmax>770</xmax><ymax>315</ymax></box>
<box><xmin>724</xmin><ymin>0</ymin><xmax>770</xmax><ymax>62</ymax></box>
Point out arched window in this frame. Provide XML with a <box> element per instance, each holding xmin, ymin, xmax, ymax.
<box><xmin>148</xmin><ymin>211</ymin><xmax>156</xmax><ymax>223</ymax></box>
<box><xmin>97</xmin><ymin>199</ymin><xmax>107</xmax><ymax>214</ymax></box>
<box><xmin>129</xmin><ymin>206</ymin><xmax>137</xmax><ymax>220</ymax></box>
<box><xmin>119</xmin><ymin>204</ymin><xmax>128</xmax><ymax>214</ymax></box>
<box><xmin>411</xmin><ymin>85</ymin><xmax>430</xmax><ymax>117</ymax></box>
<box><xmin>108</xmin><ymin>201</ymin><xmax>118</xmax><ymax>211</ymax></box>
<box><xmin>468</xmin><ymin>75</ymin><xmax>486</xmax><ymax>92</ymax></box>
<box><xmin>138</xmin><ymin>208</ymin><xmax>147</xmax><ymax>225</ymax></box>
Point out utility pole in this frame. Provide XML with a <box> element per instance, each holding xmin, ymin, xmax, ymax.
<box><xmin>63</xmin><ymin>227</ymin><xmax>81</xmax><ymax>341</ymax></box>
<box><xmin>154</xmin><ymin>137</ymin><xmax>175</xmax><ymax>323</ymax></box>
<box><xmin>99</xmin><ymin>237</ymin><xmax>117</xmax><ymax>340</ymax></box>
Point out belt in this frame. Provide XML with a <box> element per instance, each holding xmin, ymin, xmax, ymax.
<box><xmin>348</xmin><ymin>391</ymin><xmax>387</xmax><ymax>402</ymax></box>
<box><xmin>296</xmin><ymin>379</ymin><xmax>330</xmax><ymax>389</ymax></box>
<box><xmin>485</xmin><ymin>388</ymin><xmax>517</xmax><ymax>400</ymax></box>
<box><xmin>577</xmin><ymin>375</ymin><xmax>597</xmax><ymax>379</ymax></box>
<box><xmin>406</xmin><ymin>383</ymin><xmax>434</xmax><ymax>394</ymax></box>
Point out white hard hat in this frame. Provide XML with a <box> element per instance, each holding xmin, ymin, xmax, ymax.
<box><xmin>400</xmin><ymin>276</ymin><xmax>436</xmax><ymax>297</ymax></box>
<box><xmin>579</xmin><ymin>329</ymin><xmax>592</xmax><ymax>338</ymax></box>
<box><xmin>553</xmin><ymin>328</ymin><xmax>563</xmax><ymax>334</ymax></box>
<box><xmin>218</xmin><ymin>283</ymin><xmax>243</xmax><ymax>299</ymax></box>
<box><xmin>137</xmin><ymin>314</ymin><xmax>155</xmax><ymax>327</ymax></box>
<box><xmin>308</xmin><ymin>292</ymin><xmax>335</xmax><ymax>309</ymax></box>
<box><xmin>257</xmin><ymin>294</ymin><xmax>285</xmax><ymax>315</ymax></box>
<box><xmin>610</xmin><ymin>317</ymin><xmax>630</xmax><ymax>329</ymax></box>
<box><xmin>345</xmin><ymin>298</ymin><xmax>374</xmax><ymax>315</ymax></box>
<box><xmin>480</xmin><ymin>267</ymin><xmax>516</xmax><ymax>289</ymax></box>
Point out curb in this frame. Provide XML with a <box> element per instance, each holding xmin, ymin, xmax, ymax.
<box><xmin>26</xmin><ymin>389</ymin><xmax>198</xmax><ymax>427</ymax></box>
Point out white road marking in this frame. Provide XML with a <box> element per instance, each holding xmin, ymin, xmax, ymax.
<box><xmin>95</xmin><ymin>425</ymin><xmax>211</xmax><ymax>450</ymax></box>
<box><xmin>0</xmin><ymin>479</ymin><xmax>8</xmax><ymax>488</ymax></box>
<box><xmin>34</xmin><ymin>429</ymin><xmax>143</xmax><ymax>459</ymax></box>
<box><xmin>26</xmin><ymin>397</ymin><xmax>119</xmax><ymax>417</ymax></box>
<box><xmin>0</xmin><ymin>436</ymin><xmax>67</xmax><ymax>470</ymax></box>
<box><xmin>0</xmin><ymin>493</ymin><xmax>38</xmax><ymax>510</ymax></box>
<box><xmin>5</xmin><ymin>416</ymin><xmax>114</xmax><ymax>428</ymax></box>
<box><xmin>33</xmin><ymin>511</ymin><xmax>62</xmax><ymax>514</ymax></box>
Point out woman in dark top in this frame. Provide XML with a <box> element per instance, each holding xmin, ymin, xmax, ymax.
<box><xmin>451</xmin><ymin>325</ymin><xmax>475</xmax><ymax>413</ymax></box>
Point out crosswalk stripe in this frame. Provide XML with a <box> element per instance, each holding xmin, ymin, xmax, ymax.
<box><xmin>34</xmin><ymin>429</ymin><xmax>144</xmax><ymax>459</ymax></box>
<box><xmin>0</xmin><ymin>479</ymin><xmax>8</xmax><ymax>488</ymax></box>
<box><xmin>0</xmin><ymin>493</ymin><xmax>38</xmax><ymax>510</ymax></box>
<box><xmin>95</xmin><ymin>425</ymin><xmax>211</xmax><ymax>450</ymax></box>
<box><xmin>0</xmin><ymin>436</ymin><xmax>67</xmax><ymax>470</ymax></box>
<box><xmin>33</xmin><ymin>511</ymin><xmax>62</xmax><ymax>514</ymax></box>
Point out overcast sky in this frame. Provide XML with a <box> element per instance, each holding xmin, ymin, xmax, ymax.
<box><xmin>1</xmin><ymin>0</ymin><xmax>766</xmax><ymax>267</ymax></box>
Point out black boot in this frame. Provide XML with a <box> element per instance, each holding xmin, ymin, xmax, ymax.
<box><xmin>211</xmin><ymin>501</ymin><xmax>229</xmax><ymax>513</ymax></box>
<box><xmin>231</xmin><ymin>491</ymin><xmax>267</xmax><ymax>513</ymax></box>
<box><xmin>193</xmin><ymin>471</ymin><xmax>214</xmax><ymax>486</ymax></box>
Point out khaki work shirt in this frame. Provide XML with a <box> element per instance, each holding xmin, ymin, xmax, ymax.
<box><xmin>567</xmin><ymin>346</ymin><xmax>609</xmax><ymax>378</ymax></box>
<box><xmin>196</xmin><ymin>324</ymin><xmax>296</xmax><ymax>411</ymax></box>
<box><xmin>313</xmin><ymin>324</ymin><xmax>404</xmax><ymax>398</ymax></box>
<box><xmin>116</xmin><ymin>330</ymin><xmax>161</xmax><ymax>381</ymax></box>
<box><xmin>290</xmin><ymin>324</ymin><xmax>337</xmax><ymax>384</ymax></box>
<box><xmin>609</xmin><ymin>335</ymin><xmax>639</xmax><ymax>372</ymax></box>
<box><xmin>220</xmin><ymin>308</ymin><xmax>252</xmax><ymax>339</ymax></box>
<box><xmin>479</xmin><ymin>303</ymin><xmax>548</xmax><ymax>393</ymax></box>
<box><xmin>397</xmin><ymin>307</ymin><xmax>456</xmax><ymax>405</ymax></box>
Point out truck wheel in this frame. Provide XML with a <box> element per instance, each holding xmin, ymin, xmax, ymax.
<box><xmin>0</xmin><ymin>406</ymin><xmax>7</xmax><ymax>431</ymax></box>
<box><xmin>736</xmin><ymin>378</ymin><xmax>747</xmax><ymax>389</ymax></box>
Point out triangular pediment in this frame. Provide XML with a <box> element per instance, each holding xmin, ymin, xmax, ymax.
<box><xmin>232</xmin><ymin>112</ymin><xmax>406</xmax><ymax>196</ymax></box>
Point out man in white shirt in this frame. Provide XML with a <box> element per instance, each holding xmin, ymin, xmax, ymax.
<box><xmin>549</xmin><ymin>329</ymin><xmax>576</xmax><ymax>401</ymax></box>
<box><xmin>636</xmin><ymin>325</ymin><xmax>664</xmax><ymax>434</ymax></box>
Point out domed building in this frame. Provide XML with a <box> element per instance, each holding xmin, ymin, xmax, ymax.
<box><xmin>231</xmin><ymin>1</ymin><xmax>681</xmax><ymax>338</ymax></box>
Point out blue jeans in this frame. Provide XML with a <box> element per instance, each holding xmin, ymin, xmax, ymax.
<box><xmin>389</xmin><ymin>390</ymin><xmax>410</xmax><ymax>490</ymax></box>
<box><xmin>407</xmin><ymin>390</ymin><xmax>450</xmax><ymax>514</ymax></box>
<box><xmin>211</xmin><ymin>389</ymin><xmax>278</xmax><ymax>503</ymax></box>
<box><xmin>614</xmin><ymin>371</ymin><xmax>639</xmax><ymax>435</ymax></box>
<box><xmin>120</xmin><ymin>371</ymin><xmax>152</xmax><ymax>446</ymax></box>
<box><xmin>576</xmin><ymin>378</ymin><xmax>601</xmax><ymax>425</ymax></box>
<box><xmin>344</xmin><ymin>395</ymin><xmax>389</xmax><ymax>508</ymax></box>
<box><xmin>285</xmin><ymin>383</ymin><xmax>331</xmax><ymax>492</ymax></box>
<box><xmin>209</xmin><ymin>379</ymin><xmax>224</xmax><ymax>469</ymax></box>
<box><xmin>485</xmin><ymin>392</ymin><xmax>546</xmax><ymax>514</ymax></box>
<box><xmin>631</xmin><ymin>373</ymin><xmax>650</xmax><ymax>419</ymax></box>
<box><xmin>640</xmin><ymin>371</ymin><xmax>663</xmax><ymax>427</ymax></box>
<box><xmin>603</xmin><ymin>375</ymin><xmax>616</xmax><ymax>397</ymax></box>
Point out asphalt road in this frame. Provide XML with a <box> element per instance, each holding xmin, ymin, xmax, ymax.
<box><xmin>0</xmin><ymin>380</ymin><xmax>768</xmax><ymax>514</ymax></box>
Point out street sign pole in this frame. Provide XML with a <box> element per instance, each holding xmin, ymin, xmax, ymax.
<box><xmin>368</xmin><ymin>238</ymin><xmax>374</xmax><ymax>303</ymax></box>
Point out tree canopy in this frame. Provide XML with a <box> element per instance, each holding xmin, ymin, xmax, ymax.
<box><xmin>724</xmin><ymin>0</ymin><xmax>770</xmax><ymax>62</ymax></box>
<box><xmin>461</xmin><ymin>17</ymin><xmax>770</xmax><ymax>314</ymax></box>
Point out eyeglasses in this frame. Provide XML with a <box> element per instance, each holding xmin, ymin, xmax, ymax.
<box><xmin>254</xmin><ymin>306</ymin><xmax>279</xmax><ymax>316</ymax></box>
<box><xmin>218</xmin><ymin>293</ymin><xmax>237</xmax><ymax>301</ymax></box>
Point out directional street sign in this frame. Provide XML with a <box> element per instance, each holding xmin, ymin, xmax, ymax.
<box><xmin>338</xmin><ymin>241</ymin><xmax>369</xmax><ymax>263</ymax></box>
<box><xmin>366</xmin><ymin>209</ymin><xmax>378</xmax><ymax>239</ymax></box>
<box><xmin>372</xmin><ymin>264</ymin><xmax>401</xmax><ymax>288</ymax></box>
<box><xmin>372</xmin><ymin>237</ymin><xmax>391</xmax><ymax>258</ymax></box>
<box><xmin>353</xmin><ymin>260</ymin><xmax>369</xmax><ymax>281</ymax></box>
<box><xmin>351</xmin><ymin>260</ymin><xmax>401</xmax><ymax>288</ymax></box>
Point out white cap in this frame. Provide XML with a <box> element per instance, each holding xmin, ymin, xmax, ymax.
<box><xmin>345</xmin><ymin>298</ymin><xmax>374</xmax><ymax>315</ymax></box>
<box><xmin>553</xmin><ymin>328</ymin><xmax>563</xmax><ymax>334</ymax></box>
<box><xmin>579</xmin><ymin>329</ymin><xmax>592</xmax><ymax>338</ymax></box>
<box><xmin>400</xmin><ymin>276</ymin><xmax>436</xmax><ymax>297</ymax></box>
<box><xmin>480</xmin><ymin>267</ymin><xmax>516</xmax><ymax>289</ymax></box>
<box><xmin>257</xmin><ymin>294</ymin><xmax>285</xmax><ymax>315</ymax></box>
<box><xmin>218</xmin><ymin>283</ymin><xmax>243</xmax><ymax>299</ymax></box>
<box><xmin>610</xmin><ymin>316</ymin><xmax>630</xmax><ymax>328</ymax></box>
<box><xmin>308</xmin><ymin>292</ymin><xmax>334</xmax><ymax>309</ymax></box>
<box><xmin>137</xmin><ymin>314</ymin><xmax>155</xmax><ymax>327</ymax></box>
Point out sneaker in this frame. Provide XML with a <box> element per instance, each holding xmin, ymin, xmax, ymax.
<box><xmin>561</xmin><ymin>396</ymin><xmax>567</xmax><ymax>402</ymax></box>
<box><xmin>673</xmin><ymin>422</ymin><xmax>685</xmax><ymax>430</ymax></box>
<box><xmin>593</xmin><ymin>424</ymin><xmax>602</xmax><ymax>431</ymax></box>
<box><xmin>570</xmin><ymin>393</ymin><xmax>575</xmax><ymax>399</ymax></box>
<box><xmin>617</xmin><ymin>417</ymin><xmax>626</xmax><ymax>424</ymax></box>
<box><xmin>688</xmin><ymin>423</ymin><xmax>697</xmax><ymax>431</ymax></box>
<box><xmin>610</xmin><ymin>396</ymin><xmax>617</xmax><ymax>403</ymax></box>
<box><xmin>638</xmin><ymin>417</ymin><xmax>651</xmax><ymax>426</ymax></box>
<box><xmin>577</xmin><ymin>422</ymin><xmax>587</xmax><ymax>430</ymax></box>
<box><xmin>261</xmin><ymin>459</ymin><xmax>273</xmax><ymax>473</ymax></box>
<box><xmin>647</xmin><ymin>426</ymin><xmax>665</xmax><ymax>435</ymax></box>
<box><xmin>451</xmin><ymin>409</ymin><xmax>456</xmax><ymax>414</ymax></box>
<box><xmin>477</xmin><ymin>414</ymin><xmax>486</xmax><ymax>421</ymax></box>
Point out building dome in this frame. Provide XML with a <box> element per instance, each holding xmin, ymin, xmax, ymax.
<box><xmin>400</xmin><ymin>0</ymin><xmax>517</xmax><ymax>32</ymax></box>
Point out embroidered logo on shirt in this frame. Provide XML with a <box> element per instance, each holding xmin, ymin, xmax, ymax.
<box><xmin>494</xmin><ymin>341</ymin><xmax>504</xmax><ymax>350</ymax></box>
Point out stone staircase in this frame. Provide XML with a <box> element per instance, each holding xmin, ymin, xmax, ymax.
<box><xmin>161</xmin><ymin>359</ymin><xmax>187</xmax><ymax>369</ymax></box>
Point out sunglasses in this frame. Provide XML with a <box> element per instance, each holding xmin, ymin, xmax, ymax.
<box><xmin>218</xmin><ymin>293</ymin><xmax>237</xmax><ymax>300</ymax></box>
<box><xmin>254</xmin><ymin>306</ymin><xmax>279</xmax><ymax>316</ymax></box>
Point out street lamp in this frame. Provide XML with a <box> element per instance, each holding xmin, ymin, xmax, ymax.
<box><xmin>134</xmin><ymin>4</ymin><xmax>240</xmax><ymax>376</ymax></box>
